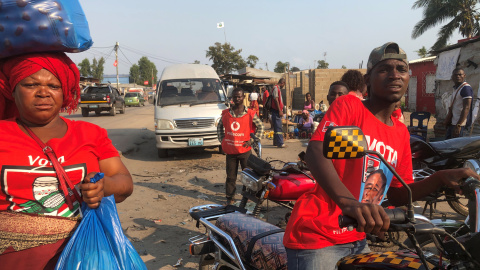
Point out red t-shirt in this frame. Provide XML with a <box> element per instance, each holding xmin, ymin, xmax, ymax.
<box><xmin>392</xmin><ymin>108</ymin><xmax>402</xmax><ymax>119</ymax></box>
<box><xmin>0</xmin><ymin>117</ymin><xmax>119</xmax><ymax>217</ymax></box>
<box><xmin>283</xmin><ymin>95</ymin><xmax>413</xmax><ymax>250</ymax></box>
<box><xmin>262</xmin><ymin>91</ymin><xmax>270</xmax><ymax>106</ymax></box>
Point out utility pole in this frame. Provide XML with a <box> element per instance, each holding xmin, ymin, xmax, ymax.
<box><xmin>265</xmin><ymin>62</ymin><xmax>268</xmax><ymax>71</ymax></box>
<box><xmin>114</xmin><ymin>42</ymin><xmax>119</xmax><ymax>92</ymax></box>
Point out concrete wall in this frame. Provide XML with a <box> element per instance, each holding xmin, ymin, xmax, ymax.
<box><xmin>285</xmin><ymin>69</ymin><xmax>366</xmax><ymax>110</ymax></box>
<box><xmin>434</xmin><ymin>41</ymin><xmax>480</xmax><ymax>137</ymax></box>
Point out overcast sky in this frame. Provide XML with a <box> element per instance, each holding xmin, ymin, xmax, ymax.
<box><xmin>68</xmin><ymin>0</ymin><xmax>464</xmax><ymax>77</ymax></box>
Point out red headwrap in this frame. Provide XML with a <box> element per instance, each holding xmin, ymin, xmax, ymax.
<box><xmin>0</xmin><ymin>52</ymin><xmax>80</xmax><ymax>120</ymax></box>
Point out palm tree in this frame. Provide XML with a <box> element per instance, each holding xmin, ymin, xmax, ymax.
<box><xmin>412</xmin><ymin>0</ymin><xmax>480</xmax><ymax>51</ymax></box>
<box><xmin>415</xmin><ymin>46</ymin><xmax>429</xmax><ymax>58</ymax></box>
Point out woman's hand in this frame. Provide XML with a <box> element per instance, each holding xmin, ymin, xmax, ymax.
<box><xmin>80</xmin><ymin>172</ymin><xmax>105</xmax><ymax>209</ymax></box>
<box><xmin>340</xmin><ymin>200</ymin><xmax>390</xmax><ymax>236</ymax></box>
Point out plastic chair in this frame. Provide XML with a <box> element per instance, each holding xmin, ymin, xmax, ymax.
<box><xmin>408</xmin><ymin>111</ymin><xmax>431</xmax><ymax>141</ymax></box>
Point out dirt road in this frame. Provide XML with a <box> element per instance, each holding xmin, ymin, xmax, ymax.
<box><xmin>62</xmin><ymin>104</ymin><xmax>463</xmax><ymax>269</ymax></box>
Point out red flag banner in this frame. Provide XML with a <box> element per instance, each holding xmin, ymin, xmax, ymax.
<box><xmin>144</xmin><ymin>81</ymin><xmax>149</xmax><ymax>85</ymax></box>
<box><xmin>113</xmin><ymin>60</ymin><xmax>118</xmax><ymax>67</ymax></box>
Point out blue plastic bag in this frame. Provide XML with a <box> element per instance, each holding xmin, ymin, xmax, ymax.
<box><xmin>0</xmin><ymin>0</ymin><xmax>93</xmax><ymax>59</ymax></box>
<box><xmin>55</xmin><ymin>194</ymin><xmax>147</xmax><ymax>270</ymax></box>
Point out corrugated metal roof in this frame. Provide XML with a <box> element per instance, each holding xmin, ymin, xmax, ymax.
<box><xmin>432</xmin><ymin>36</ymin><xmax>480</xmax><ymax>54</ymax></box>
<box><xmin>409</xmin><ymin>56</ymin><xmax>436</xmax><ymax>64</ymax></box>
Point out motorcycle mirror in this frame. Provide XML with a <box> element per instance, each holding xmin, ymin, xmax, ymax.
<box><xmin>323</xmin><ymin>126</ymin><xmax>368</xmax><ymax>159</ymax></box>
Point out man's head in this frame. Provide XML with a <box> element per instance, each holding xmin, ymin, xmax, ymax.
<box><xmin>361</xmin><ymin>169</ymin><xmax>387</xmax><ymax>204</ymax></box>
<box><xmin>327</xmin><ymin>81</ymin><xmax>349</xmax><ymax>105</ymax></box>
<box><xmin>278</xmin><ymin>78</ymin><xmax>286</xmax><ymax>88</ymax></box>
<box><xmin>364</xmin><ymin>42</ymin><xmax>409</xmax><ymax>103</ymax></box>
<box><xmin>341</xmin><ymin>70</ymin><xmax>366</xmax><ymax>95</ymax></box>
<box><xmin>231</xmin><ymin>87</ymin><xmax>245</xmax><ymax>106</ymax></box>
<box><xmin>451</xmin><ymin>68</ymin><xmax>466</xmax><ymax>86</ymax></box>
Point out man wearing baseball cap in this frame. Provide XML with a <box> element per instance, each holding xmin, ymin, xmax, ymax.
<box><xmin>283</xmin><ymin>42</ymin><xmax>478</xmax><ymax>270</ymax></box>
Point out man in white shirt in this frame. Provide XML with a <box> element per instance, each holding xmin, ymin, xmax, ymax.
<box><xmin>444</xmin><ymin>68</ymin><xmax>473</xmax><ymax>138</ymax></box>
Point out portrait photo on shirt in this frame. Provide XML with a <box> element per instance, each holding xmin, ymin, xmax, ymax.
<box><xmin>359</xmin><ymin>155</ymin><xmax>393</xmax><ymax>205</ymax></box>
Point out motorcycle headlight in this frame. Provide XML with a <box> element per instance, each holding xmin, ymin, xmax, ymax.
<box><xmin>240</xmin><ymin>169</ymin><xmax>263</xmax><ymax>192</ymax></box>
<box><xmin>155</xmin><ymin>119</ymin><xmax>174</xmax><ymax>130</ymax></box>
<box><xmin>463</xmin><ymin>159</ymin><xmax>480</xmax><ymax>175</ymax></box>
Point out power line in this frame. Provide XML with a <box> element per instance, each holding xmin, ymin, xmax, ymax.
<box><xmin>121</xmin><ymin>44</ymin><xmax>187</xmax><ymax>64</ymax></box>
<box><xmin>118</xmin><ymin>47</ymin><xmax>134</xmax><ymax>66</ymax></box>
<box><xmin>80</xmin><ymin>48</ymin><xmax>130</xmax><ymax>67</ymax></box>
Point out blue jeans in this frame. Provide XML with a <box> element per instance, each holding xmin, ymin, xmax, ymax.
<box><xmin>271</xmin><ymin>109</ymin><xmax>284</xmax><ymax>146</ymax></box>
<box><xmin>286</xmin><ymin>239</ymin><xmax>370</xmax><ymax>270</ymax></box>
<box><xmin>445</xmin><ymin>125</ymin><xmax>467</xmax><ymax>139</ymax></box>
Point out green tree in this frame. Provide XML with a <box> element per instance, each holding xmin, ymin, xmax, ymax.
<box><xmin>341</xmin><ymin>65</ymin><xmax>347</xmax><ymax>69</ymax></box>
<box><xmin>78</xmin><ymin>58</ymin><xmax>91</xmax><ymax>77</ymax></box>
<box><xmin>129</xmin><ymin>64</ymin><xmax>140</xmax><ymax>84</ymax></box>
<box><xmin>415</xmin><ymin>46</ymin><xmax>429</xmax><ymax>58</ymax></box>
<box><xmin>412</xmin><ymin>0</ymin><xmax>480</xmax><ymax>51</ymax></box>
<box><xmin>137</xmin><ymin>56</ymin><xmax>158</xmax><ymax>87</ymax></box>
<box><xmin>317</xmin><ymin>60</ymin><xmax>329</xmax><ymax>69</ymax></box>
<box><xmin>206</xmin><ymin>42</ymin><xmax>246</xmax><ymax>75</ymax></box>
<box><xmin>290</xmin><ymin>66</ymin><xmax>300</xmax><ymax>72</ymax></box>
<box><xmin>274</xmin><ymin>61</ymin><xmax>289</xmax><ymax>73</ymax></box>
<box><xmin>91</xmin><ymin>57</ymin><xmax>105</xmax><ymax>82</ymax></box>
<box><xmin>246</xmin><ymin>55</ymin><xmax>259</xmax><ymax>68</ymax></box>
<box><xmin>193</xmin><ymin>60</ymin><xmax>200</xmax><ymax>64</ymax></box>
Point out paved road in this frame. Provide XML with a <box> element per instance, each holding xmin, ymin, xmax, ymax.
<box><xmin>63</xmin><ymin>104</ymin><xmax>155</xmax><ymax>155</ymax></box>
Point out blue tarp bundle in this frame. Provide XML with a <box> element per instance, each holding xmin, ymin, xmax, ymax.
<box><xmin>0</xmin><ymin>0</ymin><xmax>93</xmax><ymax>59</ymax></box>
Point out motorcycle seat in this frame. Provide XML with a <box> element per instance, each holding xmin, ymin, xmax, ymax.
<box><xmin>429</xmin><ymin>136</ymin><xmax>480</xmax><ymax>158</ymax></box>
<box><xmin>411</xmin><ymin>135</ymin><xmax>480</xmax><ymax>159</ymax></box>
<box><xmin>216</xmin><ymin>212</ymin><xmax>287</xmax><ymax>270</ymax></box>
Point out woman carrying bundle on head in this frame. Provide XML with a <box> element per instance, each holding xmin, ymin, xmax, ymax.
<box><xmin>0</xmin><ymin>52</ymin><xmax>133</xmax><ymax>269</ymax></box>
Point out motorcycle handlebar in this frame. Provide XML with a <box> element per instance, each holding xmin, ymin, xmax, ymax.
<box><xmin>338</xmin><ymin>208</ymin><xmax>407</xmax><ymax>229</ymax></box>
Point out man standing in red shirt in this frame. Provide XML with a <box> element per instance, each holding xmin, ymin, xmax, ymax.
<box><xmin>217</xmin><ymin>88</ymin><xmax>264</xmax><ymax>205</ymax></box>
<box><xmin>283</xmin><ymin>42</ymin><xmax>478</xmax><ymax>270</ymax></box>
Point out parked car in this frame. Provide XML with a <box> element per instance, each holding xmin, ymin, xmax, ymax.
<box><xmin>79</xmin><ymin>85</ymin><xmax>125</xmax><ymax>116</ymax></box>
<box><xmin>125</xmin><ymin>92</ymin><xmax>145</xmax><ymax>107</ymax></box>
<box><xmin>154</xmin><ymin>64</ymin><xmax>228</xmax><ymax>158</ymax></box>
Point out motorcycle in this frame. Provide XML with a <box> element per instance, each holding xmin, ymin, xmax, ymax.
<box><xmin>410</xmin><ymin>135</ymin><xmax>480</xmax><ymax>217</ymax></box>
<box><xmin>237</xmin><ymin>151</ymin><xmax>315</xmax><ymax>221</ymax></box>
<box><xmin>188</xmin><ymin>126</ymin><xmax>480</xmax><ymax>270</ymax></box>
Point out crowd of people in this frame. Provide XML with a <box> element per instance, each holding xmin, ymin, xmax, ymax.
<box><xmin>1</xmin><ymin>39</ymin><xmax>478</xmax><ymax>270</ymax></box>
